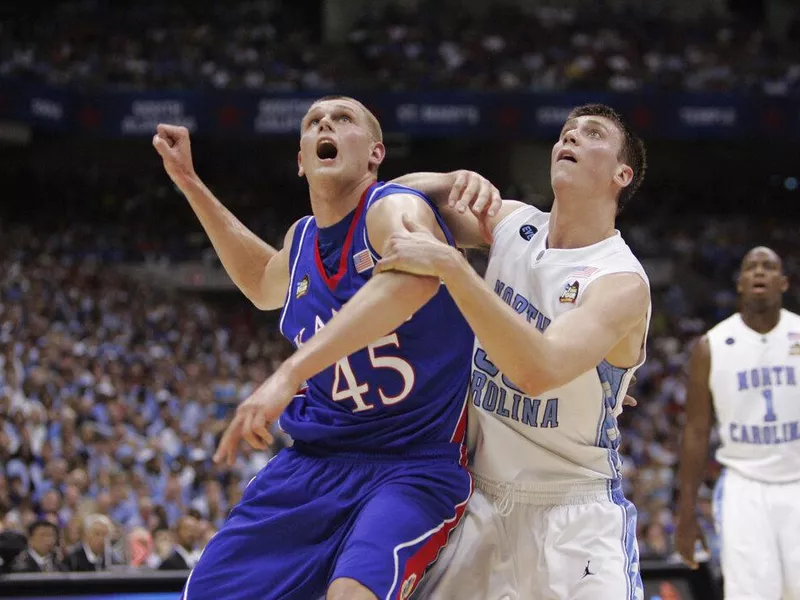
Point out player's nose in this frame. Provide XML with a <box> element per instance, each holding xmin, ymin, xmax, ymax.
<box><xmin>563</xmin><ymin>130</ymin><xmax>578</xmax><ymax>146</ymax></box>
<box><xmin>316</xmin><ymin>115</ymin><xmax>334</xmax><ymax>132</ymax></box>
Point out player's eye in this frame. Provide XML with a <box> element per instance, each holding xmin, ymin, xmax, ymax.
<box><xmin>337</xmin><ymin>114</ymin><xmax>352</xmax><ymax>123</ymax></box>
<box><xmin>309</xmin><ymin>118</ymin><xmax>320</xmax><ymax>126</ymax></box>
<box><xmin>587</xmin><ymin>129</ymin><xmax>601</xmax><ymax>138</ymax></box>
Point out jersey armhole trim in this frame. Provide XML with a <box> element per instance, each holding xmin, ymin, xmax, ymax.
<box><xmin>278</xmin><ymin>216</ymin><xmax>314</xmax><ymax>338</ymax></box>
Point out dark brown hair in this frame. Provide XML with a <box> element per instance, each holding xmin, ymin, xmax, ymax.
<box><xmin>567</xmin><ymin>104</ymin><xmax>647</xmax><ymax>212</ymax></box>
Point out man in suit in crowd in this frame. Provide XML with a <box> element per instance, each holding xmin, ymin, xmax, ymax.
<box><xmin>158</xmin><ymin>515</ymin><xmax>199</xmax><ymax>570</ymax></box>
<box><xmin>62</xmin><ymin>514</ymin><xmax>116</xmax><ymax>571</ymax></box>
<box><xmin>8</xmin><ymin>520</ymin><xmax>62</xmax><ymax>573</ymax></box>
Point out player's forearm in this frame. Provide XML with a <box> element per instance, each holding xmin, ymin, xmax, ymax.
<box><xmin>280</xmin><ymin>272</ymin><xmax>439</xmax><ymax>386</ymax></box>
<box><xmin>438</xmin><ymin>251</ymin><xmax>563</xmax><ymax>396</ymax></box>
<box><xmin>179</xmin><ymin>176</ymin><xmax>277</xmax><ymax>302</ymax></box>
<box><xmin>677</xmin><ymin>423</ymin><xmax>711</xmax><ymax>518</ymax></box>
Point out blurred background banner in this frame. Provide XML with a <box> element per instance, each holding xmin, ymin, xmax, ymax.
<box><xmin>2</xmin><ymin>82</ymin><xmax>798</xmax><ymax>139</ymax></box>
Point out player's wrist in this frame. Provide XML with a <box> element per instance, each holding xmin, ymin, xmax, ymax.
<box><xmin>275</xmin><ymin>359</ymin><xmax>305</xmax><ymax>393</ymax></box>
<box><xmin>176</xmin><ymin>170</ymin><xmax>204</xmax><ymax>194</ymax></box>
<box><xmin>437</xmin><ymin>247</ymin><xmax>468</xmax><ymax>284</ymax></box>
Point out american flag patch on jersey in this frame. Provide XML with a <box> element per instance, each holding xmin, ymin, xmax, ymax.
<box><xmin>568</xmin><ymin>266</ymin><xmax>598</xmax><ymax>279</ymax></box>
<box><xmin>353</xmin><ymin>249</ymin><xmax>375</xmax><ymax>273</ymax></box>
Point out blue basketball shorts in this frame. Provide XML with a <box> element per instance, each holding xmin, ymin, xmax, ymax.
<box><xmin>182</xmin><ymin>443</ymin><xmax>472</xmax><ymax>600</ymax></box>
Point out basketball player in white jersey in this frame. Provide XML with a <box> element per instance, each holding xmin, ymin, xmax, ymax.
<box><xmin>676</xmin><ymin>246</ymin><xmax>800</xmax><ymax>600</ymax></box>
<box><xmin>382</xmin><ymin>103</ymin><xmax>650</xmax><ymax>599</ymax></box>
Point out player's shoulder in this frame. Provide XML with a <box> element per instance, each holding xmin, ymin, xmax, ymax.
<box><xmin>363</xmin><ymin>186</ymin><xmax>437</xmax><ymax>227</ymax></box>
<box><xmin>366</xmin><ymin>181</ymin><xmax>432</xmax><ymax>208</ymax></box>
<box><xmin>491</xmin><ymin>202</ymin><xmax>548</xmax><ymax>245</ymax></box>
<box><xmin>706</xmin><ymin>313</ymin><xmax>742</xmax><ymax>339</ymax></box>
<box><xmin>781</xmin><ymin>308</ymin><xmax>800</xmax><ymax>325</ymax></box>
<box><xmin>594</xmin><ymin>235</ymin><xmax>648</xmax><ymax>281</ymax></box>
<box><xmin>282</xmin><ymin>216</ymin><xmax>314</xmax><ymax>252</ymax></box>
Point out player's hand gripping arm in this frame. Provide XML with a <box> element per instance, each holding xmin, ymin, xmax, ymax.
<box><xmin>675</xmin><ymin>336</ymin><xmax>713</xmax><ymax>569</ymax></box>
<box><xmin>153</xmin><ymin>124</ymin><xmax>292</xmax><ymax>310</ymax></box>
<box><xmin>392</xmin><ymin>171</ymin><xmax>525</xmax><ymax>247</ymax></box>
<box><xmin>213</xmin><ymin>195</ymin><xmax>445</xmax><ymax>465</ymax></box>
<box><xmin>376</xmin><ymin>222</ymin><xmax>649</xmax><ymax>397</ymax></box>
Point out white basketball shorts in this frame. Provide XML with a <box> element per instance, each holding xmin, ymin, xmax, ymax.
<box><xmin>417</xmin><ymin>478</ymin><xmax>642</xmax><ymax>600</ymax></box>
<box><xmin>714</xmin><ymin>468</ymin><xmax>800</xmax><ymax>600</ymax></box>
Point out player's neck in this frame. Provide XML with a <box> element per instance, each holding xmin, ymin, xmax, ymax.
<box><xmin>309</xmin><ymin>174</ymin><xmax>375</xmax><ymax>228</ymax></box>
<box><xmin>547</xmin><ymin>194</ymin><xmax>616</xmax><ymax>249</ymax></box>
<box><xmin>741</xmin><ymin>306</ymin><xmax>782</xmax><ymax>334</ymax></box>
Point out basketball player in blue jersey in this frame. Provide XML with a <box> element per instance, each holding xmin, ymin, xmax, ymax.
<box><xmin>152</xmin><ymin>96</ymin><xmax>475</xmax><ymax>600</ymax></box>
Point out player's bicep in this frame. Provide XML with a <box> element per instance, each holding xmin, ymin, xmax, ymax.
<box><xmin>365</xmin><ymin>193</ymin><xmax>447</xmax><ymax>255</ymax></box>
<box><xmin>544</xmin><ymin>274</ymin><xmax>649</xmax><ymax>375</ymax></box>
<box><xmin>256</xmin><ymin>220</ymin><xmax>301</xmax><ymax>310</ymax></box>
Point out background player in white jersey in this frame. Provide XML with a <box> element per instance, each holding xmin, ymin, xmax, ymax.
<box><xmin>382</xmin><ymin>103</ymin><xmax>650</xmax><ymax>599</ymax></box>
<box><xmin>676</xmin><ymin>246</ymin><xmax>800</xmax><ymax>600</ymax></box>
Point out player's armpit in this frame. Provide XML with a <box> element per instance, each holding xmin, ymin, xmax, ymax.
<box><xmin>535</xmin><ymin>273</ymin><xmax>649</xmax><ymax>390</ymax></box>
<box><xmin>253</xmin><ymin>219</ymin><xmax>301</xmax><ymax>310</ymax></box>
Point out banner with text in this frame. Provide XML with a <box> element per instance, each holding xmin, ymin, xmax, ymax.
<box><xmin>1</xmin><ymin>81</ymin><xmax>797</xmax><ymax>140</ymax></box>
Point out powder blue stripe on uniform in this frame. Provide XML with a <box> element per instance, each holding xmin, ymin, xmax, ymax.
<box><xmin>596</xmin><ymin>361</ymin><xmax>628</xmax><ymax>477</ymax></box>
<box><xmin>611</xmin><ymin>480</ymin><xmax>643</xmax><ymax>600</ymax></box>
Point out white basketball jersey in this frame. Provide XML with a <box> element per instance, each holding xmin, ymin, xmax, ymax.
<box><xmin>469</xmin><ymin>205</ymin><xmax>651</xmax><ymax>486</ymax></box>
<box><xmin>706</xmin><ymin>309</ymin><xmax>800</xmax><ymax>483</ymax></box>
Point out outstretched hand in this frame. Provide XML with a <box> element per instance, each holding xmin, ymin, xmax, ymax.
<box><xmin>213</xmin><ymin>368</ymin><xmax>300</xmax><ymax>466</ymax></box>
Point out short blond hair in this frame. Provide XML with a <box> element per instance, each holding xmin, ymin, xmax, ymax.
<box><xmin>309</xmin><ymin>95</ymin><xmax>383</xmax><ymax>142</ymax></box>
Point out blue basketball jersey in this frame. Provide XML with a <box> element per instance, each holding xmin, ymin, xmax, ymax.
<box><xmin>278</xmin><ymin>181</ymin><xmax>474</xmax><ymax>452</ymax></box>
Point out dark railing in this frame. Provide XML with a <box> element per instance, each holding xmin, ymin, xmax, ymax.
<box><xmin>0</xmin><ymin>560</ymin><xmax>720</xmax><ymax>599</ymax></box>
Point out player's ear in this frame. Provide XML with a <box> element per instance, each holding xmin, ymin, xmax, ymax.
<box><xmin>614</xmin><ymin>163</ymin><xmax>633</xmax><ymax>189</ymax></box>
<box><xmin>735</xmin><ymin>271</ymin><xmax>744</xmax><ymax>294</ymax></box>
<box><xmin>297</xmin><ymin>150</ymin><xmax>304</xmax><ymax>178</ymax></box>
<box><xmin>780</xmin><ymin>274</ymin><xmax>789</xmax><ymax>294</ymax></box>
<box><xmin>369</xmin><ymin>141</ymin><xmax>386</xmax><ymax>173</ymax></box>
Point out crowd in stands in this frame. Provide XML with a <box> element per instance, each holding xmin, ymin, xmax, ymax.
<box><xmin>2</xmin><ymin>167</ymin><xmax>797</xmax><ymax>574</ymax></box>
<box><xmin>3</xmin><ymin>0</ymin><xmax>800</xmax><ymax>94</ymax></box>
<box><xmin>0</xmin><ymin>211</ymin><xmax>293</xmax><ymax>571</ymax></box>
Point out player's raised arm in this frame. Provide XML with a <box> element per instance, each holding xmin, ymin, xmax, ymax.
<box><xmin>392</xmin><ymin>171</ymin><xmax>525</xmax><ymax>248</ymax></box>
<box><xmin>675</xmin><ymin>336</ymin><xmax>713</xmax><ymax>569</ymax></box>
<box><xmin>214</xmin><ymin>193</ymin><xmax>446</xmax><ymax>462</ymax></box>
<box><xmin>153</xmin><ymin>124</ymin><xmax>291</xmax><ymax>310</ymax></box>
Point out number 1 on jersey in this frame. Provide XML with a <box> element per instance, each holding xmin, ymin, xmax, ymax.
<box><xmin>762</xmin><ymin>388</ymin><xmax>778</xmax><ymax>422</ymax></box>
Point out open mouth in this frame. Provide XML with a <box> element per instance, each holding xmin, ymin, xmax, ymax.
<box><xmin>557</xmin><ymin>150</ymin><xmax>577</xmax><ymax>163</ymax></box>
<box><xmin>316</xmin><ymin>140</ymin><xmax>338</xmax><ymax>160</ymax></box>
<box><xmin>752</xmin><ymin>282</ymin><xmax>767</xmax><ymax>292</ymax></box>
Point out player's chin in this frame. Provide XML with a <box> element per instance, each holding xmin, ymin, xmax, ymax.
<box><xmin>310</xmin><ymin>160</ymin><xmax>346</xmax><ymax>176</ymax></box>
<box><xmin>550</xmin><ymin>169</ymin><xmax>574</xmax><ymax>189</ymax></box>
